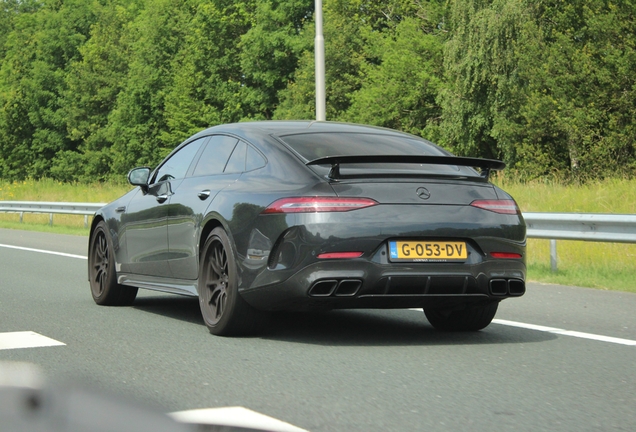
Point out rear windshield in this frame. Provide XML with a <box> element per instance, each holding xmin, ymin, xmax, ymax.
<box><xmin>278</xmin><ymin>132</ymin><xmax>479</xmax><ymax>177</ymax></box>
<box><xmin>278</xmin><ymin>132</ymin><xmax>447</xmax><ymax>159</ymax></box>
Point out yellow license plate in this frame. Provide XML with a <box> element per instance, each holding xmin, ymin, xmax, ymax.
<box><xmin>389</xmin><ymin>241</ymin><xmax>467</xmax><ymax>262</ymax></box>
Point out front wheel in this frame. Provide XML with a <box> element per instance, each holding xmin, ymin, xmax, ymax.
<box><xmin>89</xmin><ymin>221</ymin><xmax>138</xmax><ymax>306</ymax></box>
<box><xmin>198</xmin><ymin>227</ymin><xmax>268</xmax><ymax>336</ymax></box>
<box><xmin>424</xmin><ymin>301</ymin><xmax>499</xmax><ymax>331</ymax></box>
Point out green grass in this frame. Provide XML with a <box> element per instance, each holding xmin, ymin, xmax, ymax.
<box><xmin>494</xmin><ymin>175</ymin><xmax>636</xmax><ymax>214</ymax></box>
<box><xmin>0</xmin><ymin>178</ymin><xmax>131</xmax><ymax>235</ymax></box>
<box><xmin>493</xmin><ymin>176</ymin><xmax>636</xmax><ymax>292</ymax></box>
<box><xmin>0</xmin><ymin>178</ymin><xmax>131</xmax><ymax>203</ymax></box>
<box><xmin>1</xmin><ymin>177</ymin><xmax>635</xmax><ymax>292</ymax></box>
<box><xmin>0</xmin><ymin>219</ymin><xmax>91</xmax><ymax>236</ymax></box>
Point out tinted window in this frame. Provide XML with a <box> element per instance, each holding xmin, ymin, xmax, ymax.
<box><xmin>224</xmin><ymin>141</ymin><xmax>246</xmax><ymax>173</ymax></box>
<box><xmin>279</xmin><ymin>132</ymin><xmax>448</xmax><ymax>161</ymax></box>
<box><xmin>154</xmin><ymin>138</ymin><xmax>205</xmax><ymax>183</ymax></box>
<box><xmin>193</xmin><ymin>135</ymin><xmax>238</xmax><ymax>176</ymax></box>
<box><xmin>279</xmin><ymin>132</ymin><xmax>475</xmax><ymax>176</ymax></box>
<box><xmin>246</xmin><ymin>145</ymin><xmax>266</xmax><ymax>171</ymax></box>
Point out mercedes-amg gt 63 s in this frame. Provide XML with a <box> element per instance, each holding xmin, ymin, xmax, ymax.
<box><xmin>89</xmin><ymin>121</ymin><xmax>526</xmax><ymax>336</ymax></box>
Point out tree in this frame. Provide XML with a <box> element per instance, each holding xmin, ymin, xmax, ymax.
<box><xmin>344</xmin><ymin>6</ymin><xmax>446</xmax><ymax>139</ymax></box>
<box><xmin>0</xmin><ymin>0</ymin><xmax>99</xmax><ymax>180</ymax></box>
<box><xmin>106</xmin><ymin>0</ymin><xmax>192</xmax><ymax>174</ymax></box>
<box><xmin>54</xmin><ymin>0</ymin><xmax>141</xmax><ymax>181</ymax></box>
<box><xmin>274</xmin><ymin>0</ymin><xmax>384</xmax><ymax>120</ymax></box>
<box><xmin>161</xmin><ymin>0</ymin><xmax>257</xmax><ymax>147</ymax></box>
<box><xmin>439</xmin><ymin>0</ymin><xmax>636</xmax><ymax>179</ymax></box>
<box><xmin>239</xmin><ymin>0</ymin><xmax>313</xmax><ymax>119</ymax></box>
<box><xmin>514</xmin><ymin>0</ymin><xmax>636</xmax><ymax>179</ymax></box>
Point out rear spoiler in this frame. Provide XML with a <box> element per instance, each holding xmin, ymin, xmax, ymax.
<box><xmin>306</xmin><ymin>155</ymin><xmax>506</xmax><ymax>181</ymax></box>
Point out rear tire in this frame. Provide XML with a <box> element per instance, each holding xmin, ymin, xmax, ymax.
<box><xmin>198</xmin><ymin>227</ymin><xmax>268</xmax><ymax>336</ymax></box>
<box><xmin>89</xmin><ymin>221</ymin><xmax>138</xmax><ymax>306</ymax></box>
<box><xmin>424</xmin><ymin>301</ymin><xmax>498</xmax><ymax>331</ymax></box>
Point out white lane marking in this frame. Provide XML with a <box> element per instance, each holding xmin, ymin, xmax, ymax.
<box><xmin>170</xmin><ymin>407</ymin><xmax>308</xmax><ymax>432</ymax></box>
<box><xmin>492</xmin><ymin>319</ymin><xmax>636</xmax><ymax>346</ymax></box>
<box><xmin>0</xmin><ymin>331</ymin><xmax>66</xmax><ymax>350</ymax></box>
<box><xmin>0</xmin><ymin>243</ymin><xmax>86</xmax><ymax>260</ymax></box>
<box><xmin>410</xmin><ymin>308</ymin><xmax>636</xmax><ymax>346</ymax></box>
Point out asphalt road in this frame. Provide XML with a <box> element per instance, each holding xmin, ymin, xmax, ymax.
<box><xmin>1</xmin><ymin>228</ymin><xmax>635</xmax><ymax>431</ymax></box>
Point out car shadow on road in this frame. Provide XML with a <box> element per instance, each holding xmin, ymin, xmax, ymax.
<box><xmin>132</xmin><ymin>295</ymin><xmax>204</xmax><ymax>326</ymax></box>
<box><xmin>129</xmin><ymin>295</ymin><xmax>556</xmax><ymax>347</ymax></box>
<box><xmin>261</xmin><ymin>309</ymin><xmax>557</xmax><ymax>347</ymax></box>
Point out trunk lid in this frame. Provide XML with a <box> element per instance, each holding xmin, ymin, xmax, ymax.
<box><xmin>330</xmin><ymin>179</ymin><xmax>498</xmax><ymax>205</ymax></box>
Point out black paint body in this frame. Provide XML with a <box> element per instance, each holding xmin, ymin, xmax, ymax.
<box><xmin>90</xmin><ymin>121</ymin><xmax>526</xmax><ymax>311</ymax></box>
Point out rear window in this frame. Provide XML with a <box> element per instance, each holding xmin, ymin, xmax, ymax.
<box><xmin>278</xmin><ymin>132</ymin><xmax>478</xmax><ymax>177</ymax></box>
<box><xmin>279</xmin><ymin>132</ymin><xmax>448</xmax><ymax>160</ymax></box>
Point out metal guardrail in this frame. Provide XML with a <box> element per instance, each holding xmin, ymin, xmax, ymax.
<box><xmin>0</xmin><ymin>201</ymin><xmax>106</xmax><ymax>228</ymax></box>
<box><xmin>524</xmin><ymin>212</ymin><xmax>636</xmax><ymax>243</ymax></box>
<box><xmin>0</xmin><ymin>201</ymin><xmax>105</xmax><ymax>215</ymax></box>
<box><xmin>523</xmin><ymin>212</ymin><xmax>636</xmax><ymax>271</ymax></box>
<box><xmin>1</xmin><ymin>202</ymin><xmax>635</xmax><ymax>270</ymax></box>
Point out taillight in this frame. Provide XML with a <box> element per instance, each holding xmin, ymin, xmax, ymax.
<box><xmin>470</xmin><ymin>199</ymin><xmax>519</xmax><ymax>215</ymax></box>
<box><xmin>490</xmin><ymin>252</ymin><xmax>523</xmax><ymax>259</ymax></box>
<box><xmin>262</xmin><ymin>197</ymin><xmax>378</xmax><ymax>214</ymax></box>
<box><xmin>317</xmin><ymin>252</ymin><xmax>364</xmax><ymax>259</ymax></box>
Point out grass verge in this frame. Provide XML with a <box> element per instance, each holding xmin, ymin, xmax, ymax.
<box><xmin>0</xmin><ymin>178</ymin><xmax>130</xmax><ymax>236</ymax></box>
<box><xmin>497</xmin><ymin>177</ymin><xmax>636</xmax><ymax>292</ymax></box>
<box><xmin>526</xmin><ymin>239</ymin><xmax>636</xmax><ymax>293</ymax></box>
<box><xmin>0</xmin><ymin>219</ymin><xmax>90</xmax><ymax>236</ymax></box>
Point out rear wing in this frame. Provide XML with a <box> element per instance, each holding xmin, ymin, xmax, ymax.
<box><xmin>306</xmin><ymin>155</ymin><xmax>506</xmax><ymax>181</ymax></box>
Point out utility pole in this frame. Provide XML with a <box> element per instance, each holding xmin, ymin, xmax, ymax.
<box><xmin>315</xmin><ymin>0</ymin><xmax>326</xmax><ymax>121</ymax></box>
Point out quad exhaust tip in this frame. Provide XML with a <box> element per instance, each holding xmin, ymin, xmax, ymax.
<box><xmin>308</xmin><ymin>279</ymin><xmax>362</xmax><ymax>297</ymax></box>
<box><xmin>310</xmin><ymin>278</ymin><xmax>523</xmax><ymax>298</ymax></box>
<box><xmin>489</xmin><ymin>278</ymin><xmax>525</xmax><ymax>296</ymax></box>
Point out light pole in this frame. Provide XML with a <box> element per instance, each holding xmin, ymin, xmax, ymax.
<box><xmin>315</xmin><ymin>0</ymin><xmax>326</xmax><ymax>121</ymax></box>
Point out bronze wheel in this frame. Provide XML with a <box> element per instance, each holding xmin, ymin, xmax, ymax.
<box><xmin>198</xmin><ymin>227</ymin><xmax>268</xmax><ymax>336</ymax></box>
<box><xmin>89</xmin><ymin>221</ymin><xmax>137</xmax><ymax>306</ymax></box>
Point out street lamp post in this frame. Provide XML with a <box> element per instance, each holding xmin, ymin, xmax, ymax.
<box><xmin>315</xmin><ymin>0</ymin><xmax>326</xmax><ymax>121</ymax></box>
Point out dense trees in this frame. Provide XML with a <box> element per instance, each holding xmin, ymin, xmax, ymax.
<box><xmin>0</xmin><ymin>0</ymin><xmax>634</xmax><ymax>182</ymax></box>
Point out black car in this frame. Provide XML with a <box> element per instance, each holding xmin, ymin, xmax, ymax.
<box><xmin>89</xmin><ymin>121</ymin><xmax>526</xmax><ymax>336</ymax></box>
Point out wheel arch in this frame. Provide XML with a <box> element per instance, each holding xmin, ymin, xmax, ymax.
<box><xmin>87</xmin><ymin>214</ymin><xmax>105</xmax><ymax>280</ymax></box>
<box><xmin>198</xmin><ymin>214</ymin><xmax>245</xmax><ymax>282</ymax></box>
<box><xmin>199</xmin><ymin>217</ymin><xmax>226</xmax><ymax>262</ymax></box>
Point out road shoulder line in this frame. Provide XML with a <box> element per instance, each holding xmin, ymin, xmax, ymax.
<box><xmin>170</xmin><ymin>407</ymin><xmax>308</xmax><ymax>432</ymax></box>
<box><xmin>492</xmin><ymin>319</ymin><xmax>636</xmax><ymax>346</ymax></box>
<box><xmin>0</xmin><ymin>243</ymin><xmax>86</xmax><ymax>260</ymax></box>
<box><xmin>0</xmin><ymin>331</ymin><xmax>66</xmax><ymax>350</ymax></box>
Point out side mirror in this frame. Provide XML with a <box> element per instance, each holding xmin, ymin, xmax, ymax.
<box><xmin>127</xmin><ymin>167</ymin><xmax>151</xmax><ymax>188</ymax></box>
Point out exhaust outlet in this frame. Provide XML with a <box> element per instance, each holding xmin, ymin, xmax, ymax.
<box><xmin>508</xmin><ymin>279</ymin><xmax>525</xmax><ymax>296</ymax></box>
<box><xmin>489</xmin><ymin>279</ymin><xmax>508</xmax><ymax>296</ymax></box>
<box><xmin>308</xmin><ymin>280</ymin><xmax>338</xmax><ymax>297</ymax></box>
<box><xmin>334</xmin><ymin>279</ymin><xmax>362</xmax><ymax>297</ymax></box>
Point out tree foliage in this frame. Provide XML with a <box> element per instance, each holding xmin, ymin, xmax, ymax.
<box><xmin>0</xmin><ymin>0</ymin><xmax>634</xmax><ymax>182</ymax></box>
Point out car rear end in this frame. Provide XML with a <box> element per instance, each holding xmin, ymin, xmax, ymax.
<box><xmin>239</xmin><ymin>126</ymin><xmax>526</xmax><ymax>312</ymax></box>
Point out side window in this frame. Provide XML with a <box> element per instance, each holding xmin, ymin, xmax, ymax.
<box><xmin>224</xmin><ymin>141</ymin><xmax>246</xmax><ymax>173</ymax></box>
<box><xmin>154</xmin><ymin>138</ymin><xmax>205</xmax><ymax>183</ymax></box>
<box><xmin>246</xmin><ymin>145</ymin><xmax>267</xmax><ymax>171</ymax></box>
<box><xmin>193</xmin><ymin>135</ymin><xmax>238</xmax><ymax>177</ymax></box>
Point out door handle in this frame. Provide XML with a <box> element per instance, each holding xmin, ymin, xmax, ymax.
<box><xmin>198</xmin><ymin>190</ymin><xmax>211</xmax><ymax>200</ymax></box>
<box><xmin>156</xmin><ymin>194</ymin><xmax>169</xmax><ymax>203</ymax></box>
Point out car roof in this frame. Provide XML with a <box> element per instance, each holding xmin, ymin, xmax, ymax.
<box><xmin>191</xmin><ymin>121</ymin><xmax>413</xmax><ymax>140</ymax></box>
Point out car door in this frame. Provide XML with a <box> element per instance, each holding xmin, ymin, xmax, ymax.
<box><xmin>123</xmin><ymin>138</ymin><xmax>206</xmax><ymax>277</ymax></box>
<box><xmin>167</xmin><ymin>135</ymin><xmax>244</xmax><ymax>280</ymax></box>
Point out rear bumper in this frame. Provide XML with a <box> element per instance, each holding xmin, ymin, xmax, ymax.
<box><xmin>240</xmin><ymin>241</ymin><xmax>526</xmax><ymax>311</ymax></box>
<box><xmin>239</xmin><ymin>203</ymin><xmax>526</xmax><ymax>311</ymax></box>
